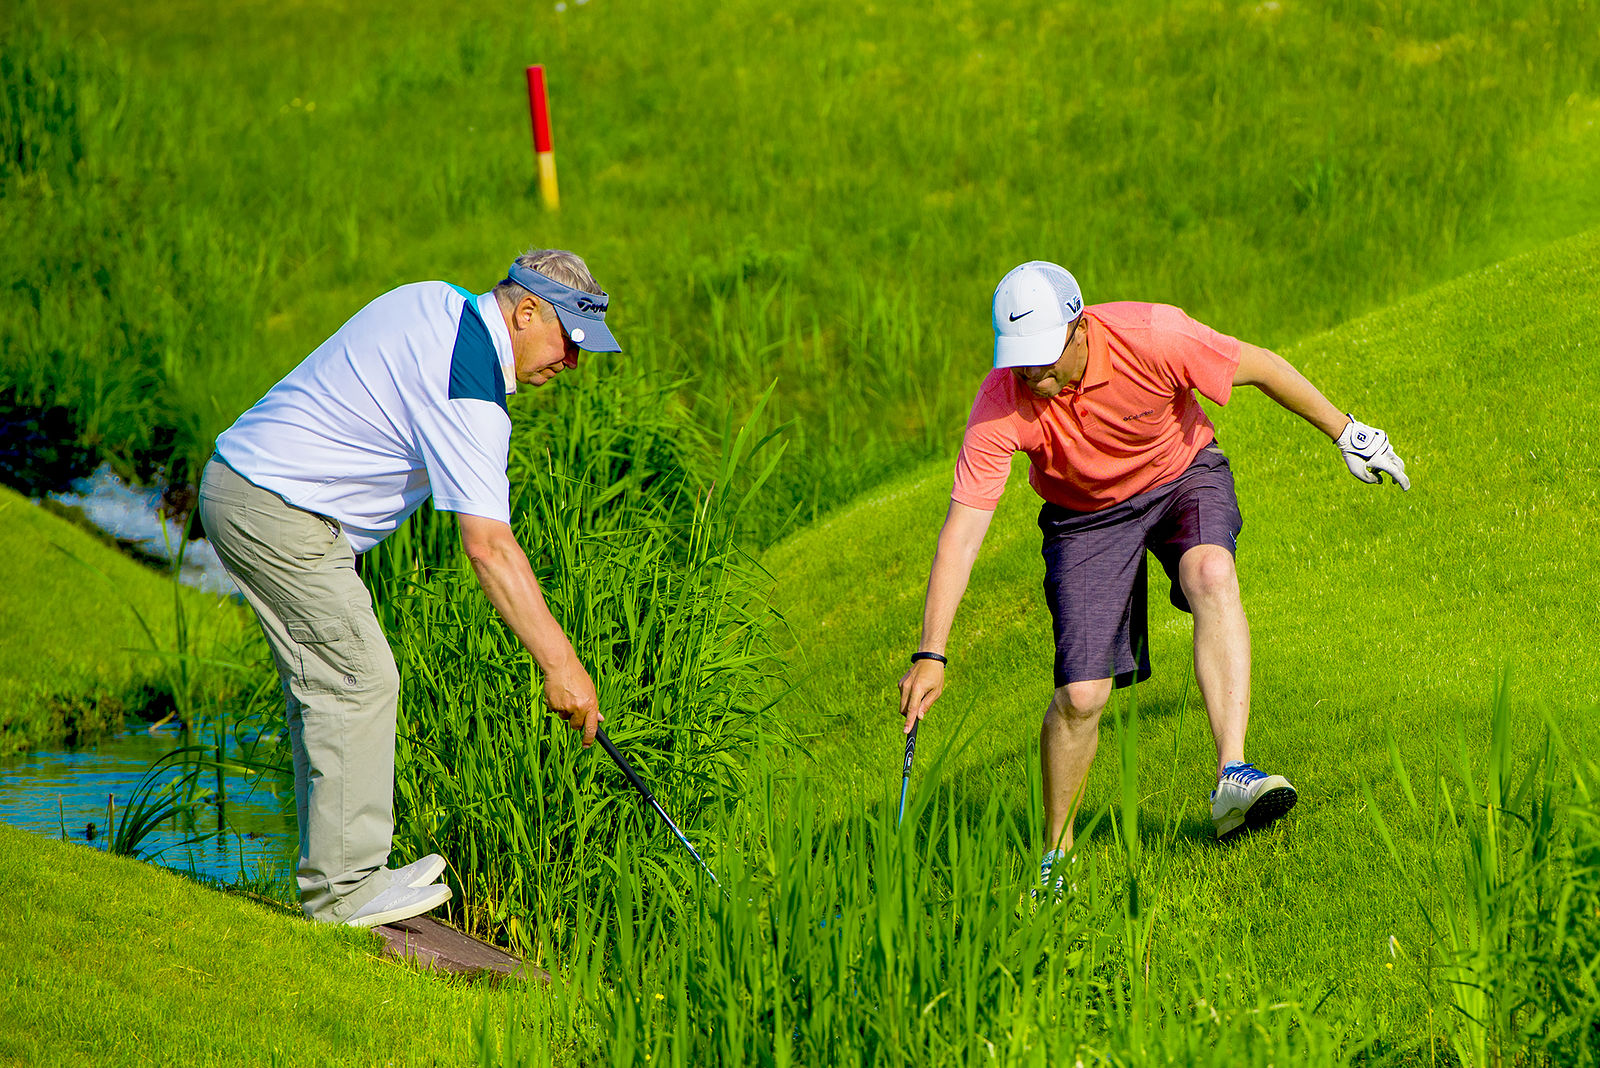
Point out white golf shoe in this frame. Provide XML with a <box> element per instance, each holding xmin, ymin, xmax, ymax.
<box><xmin>390</xmin><ymin>852</ymin><xmax>448</xmax><ymax>888</ymax></box>
<box><xmin>345</xmin><ymin>879</ymin><xmax>452</xmax><ymax>928</ymax></box>
<box><xmin>1210</xmin><ymin>761</ymin><xmax>1297</xmax><ymax>840</ymax></box>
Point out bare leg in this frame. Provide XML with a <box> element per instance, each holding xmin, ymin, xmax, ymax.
<box><xmin>1041</xmin><ymin>678</ymin><xmax>1112</xmax><ymax>852</ymax></box>
<box><xmin>1178</xmin><ymin>545</ymin><xmax>1251</xmax><ymax>778</ymax></box>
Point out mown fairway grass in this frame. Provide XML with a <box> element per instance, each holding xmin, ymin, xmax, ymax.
<box><xmin>763</xmin><ymin>227</ymin><xmax>1600</xmax><ymax>1042</ymax></box>
<box><xmin>0</xmin><ymin>485</ymin><xmax>244</xmax><ymax>754</ymax></box>
<box><xmin>0</xmin><ymin>823</ymin><xmax>505</xmax><ymax>1066</ymax></box>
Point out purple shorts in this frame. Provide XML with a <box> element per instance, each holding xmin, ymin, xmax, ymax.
<box><xmin>1038</xmin><ymin>444</ymin><xmax>1243</xmax><ymax>689</ymax></box>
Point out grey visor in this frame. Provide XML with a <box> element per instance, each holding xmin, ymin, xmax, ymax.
<box><xmin>506</xmin><ymin>263</ymin><xmax>621</xmax><ymax>353</ymax></box>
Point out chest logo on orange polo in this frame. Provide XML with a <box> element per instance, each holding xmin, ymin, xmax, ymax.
<box><xmin>1122</xmin><ymin>409</ymin><xmax>1156</xmax><ymax>421</ymax></box>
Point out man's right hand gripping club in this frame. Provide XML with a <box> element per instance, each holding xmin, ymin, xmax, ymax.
<box><xmin>543</xmin><ymin>654</ymin><xmax>603</xmax><ymax>747</ymax></box>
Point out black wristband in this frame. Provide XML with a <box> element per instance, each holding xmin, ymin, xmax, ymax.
<box><xmin>910</xmin><ymin>651</ymin><xmax>947</xmax><ymax>666</ymax></box>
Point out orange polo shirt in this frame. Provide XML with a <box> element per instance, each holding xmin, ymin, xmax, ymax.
<box><xmin>952</xmin><ymin>302</ymin><xmax>1241</xmax><ymax>512</ymax></box>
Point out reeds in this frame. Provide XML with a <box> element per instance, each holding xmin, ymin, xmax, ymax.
<box><xmin>477</xmin><ymin>701</ymin><xmax>1361</xmax><ymax>1066</ymax></box>
<box><xmin>461</xmin><ymin>678</ymin><xmax>1598</xmax><ymax>1066</ymax></box>
<box><xmin>379</xmin><ymin>378</ymin><xmax>787</xmax><ymax>952</ymax></box>
<box><xmin>60</xmin><ymin>526</ymin><xmax>290</xmax><ymax>861</ymax></box>
<box><xmin>1369</xmin><ymin>680</ymin><xmax>1600</xmax><ymax>1066</ymax></box>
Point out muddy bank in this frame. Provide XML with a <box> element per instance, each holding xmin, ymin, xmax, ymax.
<box><xmin>0</xmin><ymin>388</ymin><xmax>128</xmax><ymax>497</ymax></box>
<box><xmin>0</xmin><ymin>680</ymin><xmax>178</xmax><ymax>760</ymax></box>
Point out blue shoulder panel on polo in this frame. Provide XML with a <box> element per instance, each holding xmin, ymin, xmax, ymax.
<box><xmin>447</xmin><ymin>295</ymin><xmax>507</xmax><ymax>412</ymax></box>
<box><xmin>446</xmin><ymin>283</ymin><xmax>474</xmax><ymax>301</ymax></box>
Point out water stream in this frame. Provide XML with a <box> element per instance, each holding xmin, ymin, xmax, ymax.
<box><xmin>0</xmin><ymin>721</ymin><xmax>295</xmax><ymax>884</ymax></box>
<box><xmin>46</xmin><ymin>464</ymin><xmax>237</xmax><ymax>595</ymax></box>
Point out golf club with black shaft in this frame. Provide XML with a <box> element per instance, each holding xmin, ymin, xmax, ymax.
<box><xmin>897</xmin><ymin>722</ymin><xmax>919</xmax><ymax>826</ymax></box>
<box><xmin>594</xmin><ymin>727</ymin><xmax>722</xmax><ymax>889</ymax></box>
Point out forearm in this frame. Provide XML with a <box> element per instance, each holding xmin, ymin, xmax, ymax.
<box><xmin>898</xmin><ymin>502</ymin><xmax>991</xmax><ymax>726</ymax></box>
<box><xmin>1237</xmin><ymin>343</ymin><xmax>1348</xmax><ymax>439</ymax></box>
<box><xmin>466</xmin><ymin>537</ymin><xmax>580</xmax><ymax>675</ymax></box>
<box><xmin>917</xmin><ymin>526</ymin><xmax>983</xmax><ymax>653</ymax></box>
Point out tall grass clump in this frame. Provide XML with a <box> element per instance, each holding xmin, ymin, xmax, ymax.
<box><xmin>0</xmin><ymin>2</ymin><xmax>88</xmax><ymax>188</ymax></box>
<box><xmin>379</xmin><ymin>376</ymin><xmax>788</xmax><ymax>952</ymax></box>
<box><xmin>474</xmin><ymin>708</ymin><xmax>1363</xmax><ymax>1066</ymax></box>
<box><xmin>1370</xmin><ymin>681</ymin><xmax>1600</xmax><ymax>1066</ymax></box>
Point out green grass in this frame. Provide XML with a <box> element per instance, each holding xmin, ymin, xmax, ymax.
<box><xmin>6</xmin><ymin>689</ymin><xmax>1591</xmax><ymax>1066</ymax></box>
<box><xmin>461</xmin><ymin>681</ymin><xmax>1596</xmax><ymax>1066</ymax></box>
<box><xmin>0</xmin><ymin>823</ymin><xmax>512</xmax><ymax>1066</ymax></box>
<box><xmin>2</xmin><ymin>0</ymin><xmax>1597</xmax><ymax>531</ymax></box>
<box><xmin>761</xmin><ymin>226</ymin><xmax>1600</xmax><ymax>1044</ymax></box>
<box><xmin>0</xmin><ymin>485</ymin><xmax>244</xmax><ymax>755</ymax></box>
<box><xmin>3</xmin><ymin>0</ymin><xmax>1599</xmax><ymax>1061</ymax></box>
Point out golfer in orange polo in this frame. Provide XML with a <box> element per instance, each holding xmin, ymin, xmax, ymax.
<box><xmin>898</xmin><ymin>261</ymin><xmax>1408</xmax><ymax>889</ymax></box>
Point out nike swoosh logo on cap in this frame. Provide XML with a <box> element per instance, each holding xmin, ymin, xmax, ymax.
<box><xmin>1008</xmin><ymin>310</ymin><xmax>1034</xmax><ymax>322</ymax></box>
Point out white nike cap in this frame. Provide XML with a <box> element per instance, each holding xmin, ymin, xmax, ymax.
<box><xmin>992</xmin><ymin>261</ymin><xmax>1084</xmax><ymax>369</ymax></box>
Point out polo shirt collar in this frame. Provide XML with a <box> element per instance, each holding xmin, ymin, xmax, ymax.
<box><xmin>1071</xmin><ymin>313</ymin><xmax>1112</xmax><ymax>393</ymax></box>
<box><xmin>475</xmin><ymin>291</ymin><xmax>518</xmax><ymax>397</ymax></box>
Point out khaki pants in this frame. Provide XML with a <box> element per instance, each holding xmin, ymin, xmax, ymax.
<box><xmin>198</xmin><ymin>458</ymin><xmax>399</xmax><ymax>922</ymax></box>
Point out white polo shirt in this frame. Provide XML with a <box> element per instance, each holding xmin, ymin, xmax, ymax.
<box><xmin>216</xmin><ymin>282</ymin><xmax>518</xmax><ymax>553</ymax></box>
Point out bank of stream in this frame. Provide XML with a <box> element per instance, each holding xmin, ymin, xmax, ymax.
<box><xmin>1</xmin><ymin>391</ymin><xmax>235</xmax><ymax>595</ymax></box>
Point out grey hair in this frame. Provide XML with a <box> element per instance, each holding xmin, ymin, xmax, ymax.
<box><xmin>493</xmin><ymin>248</ymin><xmax>604</xmax><ymax>321</ymax></box>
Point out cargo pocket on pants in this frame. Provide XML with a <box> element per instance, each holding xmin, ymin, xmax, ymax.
<box><xmin>285</xmin><ymin>615</ymin><xmax>368</xmax><ymax>695</ymax></box>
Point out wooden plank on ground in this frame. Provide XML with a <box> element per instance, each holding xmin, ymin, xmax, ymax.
<box><xmin>372</xmin><ymin>916</ymin><xmax>547</xmax><ymax>982</ymax></box>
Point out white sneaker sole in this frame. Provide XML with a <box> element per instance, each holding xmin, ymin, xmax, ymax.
<box><xmin>346</xmin><ymin>883</ymin><xmax>452</xmax><ymax>929</ymax></box>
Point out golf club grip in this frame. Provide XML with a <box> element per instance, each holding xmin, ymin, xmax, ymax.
<box><xmin>902</xmin><ymin>722</ymin><xmax>919</xmax><ymax>777</ymax></box>
<box><xmin>595</xmin><ymin>728</ymin><xmax>655</xmax><ymax>803</ymax></box>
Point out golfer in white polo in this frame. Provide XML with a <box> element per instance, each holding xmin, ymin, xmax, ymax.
<box><xmin>199</xmin><ymin>249</ymin><xmax>618</xmax><ymax>927</ymax></box>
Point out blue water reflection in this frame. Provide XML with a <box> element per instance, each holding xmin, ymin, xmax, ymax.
<box><xmin>0</xmin><ymin>721</ymin><xmax>295</xmax><ymax>883</ymax></box>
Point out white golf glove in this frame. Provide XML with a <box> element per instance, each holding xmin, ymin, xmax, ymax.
<box><xmin>1335</xmin><ymin>415</ymin><xmax>1410</xmax><ymax>490</ymax></box>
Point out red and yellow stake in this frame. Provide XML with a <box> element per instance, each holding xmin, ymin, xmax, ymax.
<box><xmin>525</xmin><ymin>65</ymin><xmax>559</xmax><ymax>211</ymax></box>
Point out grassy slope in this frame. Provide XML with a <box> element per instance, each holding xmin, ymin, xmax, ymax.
<box><xmin>0</xmin><ymin>823</ymin><xmax>509</xmax><ymax>1066</ymax></box>
<box><xmin>2</xmin><ymin>0</ymin><xmax>1596</xmax><ymax>528</ymax></box>
<box><xmin>0</xmin><ymin>486</ymin><xmax>244</xmax><ymax>754</ymax></box>
<box><xmin>763</xmin><ymin>228</ymin><xmax>1600</xmax><ymax>1037</ymax></box>
<box><xmin>0</xmin><ymin>2</ymin><xmax>1595</xmax><ymax>1052</ymax></box>
<box><xmin>3</xmin><ymin>0</ymin><xmax>1596</xmax><ymax>738</ymax></box>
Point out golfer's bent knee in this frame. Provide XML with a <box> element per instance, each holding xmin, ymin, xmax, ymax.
<box><xmin>1181</xmin><ymin>545</ymin><xmax>1237</xmax><ymax>603</ymax></box>
<box><xmin>1052</xmin><ymin>680</ymin><xmax>1111</xmax><ymax>722</ymax></box>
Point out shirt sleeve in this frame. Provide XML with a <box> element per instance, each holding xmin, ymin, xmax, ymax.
<box><xmin>951</xmin><ymin>381</ymin><xmax>1020</xmax><ymax>510</ymax></box>
<box><xmin>1151</xmin><ymin>304</ymin><xmax>1241</xmax><ymax>406</ymax></box>
<box><xmin>412</xmin><ymin>397</ymin><xmax>513</xmax><ymax>523</ymax></box>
